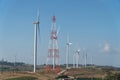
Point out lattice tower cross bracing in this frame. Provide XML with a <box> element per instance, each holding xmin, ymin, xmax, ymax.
<box><xmin>47</xmin><ymin>16</ymin><xmax>59</xmax><ymax>70</ymax></box>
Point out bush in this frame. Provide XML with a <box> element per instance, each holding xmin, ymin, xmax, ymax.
<box><xmin>105</xmin><ymin>73</ymin><xmax>120</xmax><ymax>80</ymax></box>
<box><xmin>6</xmin><ymin>76</ymin><xmax>38</xmax><ymax>80</ymax></box>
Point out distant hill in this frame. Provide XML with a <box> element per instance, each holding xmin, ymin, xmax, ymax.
<box><xmin>0</xmin><ymin>60</ymin><xmax>32</xmax><ymax>72</ymax></box>
<box><xmin>0</xmin><ymin>60</ymin><xmax>25</xmax><ymax>66</ymax></box>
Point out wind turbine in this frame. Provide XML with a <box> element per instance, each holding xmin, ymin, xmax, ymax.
<box><xmin>76</xmin><ymin>49</ymin><xmax>80</xmax><ymax>68</ymax></box>
<box><xmin>66</xmin><ymin>35</ymin><xmax>72</xmax><ymax>69</ymax></box>
<box><xmin>84</xmin><ymin>51</ymin><xmax>87</xmax><ymax>68</ymax></box>
<box><xmin>33</xmin><ymin>11</ymin><xmax>40</xmax><ymax>73</ymax></box>
<box><xmin>14</xmin><ymin>54</ymin><xmax>17</xmax><ymax>72</ymax></box>
<box><xmin>83</xmin><ymin>48</ymin><xmax>87</xmax><ymax>68</ymax></box>
<box><xmin>73</xmin><ymin>52</ymin><xmax>75</xmax><ymax>68</ymax></box>
<box><xmin>91</xmin><ymin>56</ymin><xmax>94</xmax><ymax>68</ymax></box>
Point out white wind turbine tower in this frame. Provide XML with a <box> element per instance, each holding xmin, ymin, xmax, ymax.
<box><xmin>73</xmin><ymin>52</ymin><xmax>75</xmax><ymax>68</ymax></box>
<box><xmin>33</xmin><ymin>11</ymin><xmax>40</xmax><ymax>73</ymax></box>
<box><xmin>91</xmin><ymin>56</ymin><xmax>94</xmax><ymax>68</ymax></box>
<box><xmin>85</xmin><ymin>53</ymin><xmax>87</xmax><ymax>68</ymax></box>
<box><xmin>76</xmin><ymin>49</ymin><xmax>80</xmax><ymax>68</ymax></box>
<box><xmin>66</xmin><ymin>35</ymin><xmax>72</xmax><ymax>69</ymax></box>
<box><xmin>83</xmin><ymin>49</ymin><xmax>87</xmax><ymax>68</ymax></box>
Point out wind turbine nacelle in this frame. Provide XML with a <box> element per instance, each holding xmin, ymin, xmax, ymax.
<box><xmin>77</xmin><ymin>49</ymin><xmax>80</xmax><ymax>52</ymax></box>
<box><xmin>33</xmin><ymin>21</ymin><xmax>39</xmax><ymax>24</ymax></box>
<box><xmin>66</xmin><ymin>43</ymin><xmax>72</xmax><ymax>45</ymax></box>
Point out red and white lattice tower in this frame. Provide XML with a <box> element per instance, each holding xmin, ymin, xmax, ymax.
<box><xmin>46</xmin><ymin>16</ymin><xmax>60</xmax><ymax>72</ymax></box>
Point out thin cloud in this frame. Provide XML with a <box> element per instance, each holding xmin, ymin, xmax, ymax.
<box><xmin>101</xmin><ymin>42</ymin><xmax>120</xmax><ymax>54</ymax></box>
<box><xmin>98</xmin><ymin>42</ymin><xmax>120</xmax><ymax>54</ymax></box>
<box><xmin>103</xmin><ymin>43</ymin><xmax>110</xmax><ymax>53</ymax></box>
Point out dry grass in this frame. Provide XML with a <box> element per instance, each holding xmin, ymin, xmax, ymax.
<box><xmin>0</xmin><ymin>71</ymin><xmax>57</xmax><ymax>80</ymax></box>
<box><xmin>0</xmin><ymin>68</ymin><xmax>118</xmax><ymax>80</ymax></box>
<box><xmin>64</xmin><ymin>68</ymin><xmax>106</xmax><ymax>78</ymax></box>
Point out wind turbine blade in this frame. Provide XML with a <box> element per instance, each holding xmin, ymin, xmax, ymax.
<box><xmin>38</xmin><ymin>24</ymin><xmax>41</xmax><ymax>43</ymax></box>
<box><xmin>77</xmin><ymin>49</ymin><xmax>80</xmax><ymax>54</ymax></box>
<box><xmin>67</xmin><ymin>33</ymin><xmax>69</xmax><ymax>43</ymax></box>
<box><xmin>37</xmin><ymin>9</ymin><xmax>40</xmax><ymax>22</ymax></box>
<box><xmin>57</xmin><ymin>26</ymin><xmax>60</xmax><ymax>35</ymax></box>
<box><xmin>37</xmin><ymin>9</ymin><xmax>41</xmax><ymax>43</ymax></box>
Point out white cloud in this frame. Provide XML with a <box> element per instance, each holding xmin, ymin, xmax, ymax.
<box><xmin>103</xmin><ymin>43</ymin><xmax>110</xmax><ymax>52</ymax></box>
<box><xmin>101</xmin><ymin>42</ymin><xmax>120</xmax><ymax>54</ymax></box>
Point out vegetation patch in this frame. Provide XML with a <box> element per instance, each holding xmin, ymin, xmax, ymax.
<box><xmin>75</xmin><ymin>78</ymin><xmax>102</xmax><ymax>80</ymax></box>
<box><xmin>105</xmin><ymin>73</ymin><xmax>120</xmax><ymax>80</ymax></box>
<box><xmin>5</xmin><ymin>76</ymin><xmax>38</xmax><ymax>80</ymax></box>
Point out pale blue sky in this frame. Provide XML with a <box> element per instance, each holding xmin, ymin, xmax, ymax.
<box><xmin>0</xmin><ymin>0</ymin><xmax>120</xmax><ymax>67</ymax></box>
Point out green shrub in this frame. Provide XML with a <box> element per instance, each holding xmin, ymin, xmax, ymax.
<box><xmin>6</xmin><ymin>76</ymin><xmax>38</xmax><ymax>80</ymax></box>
